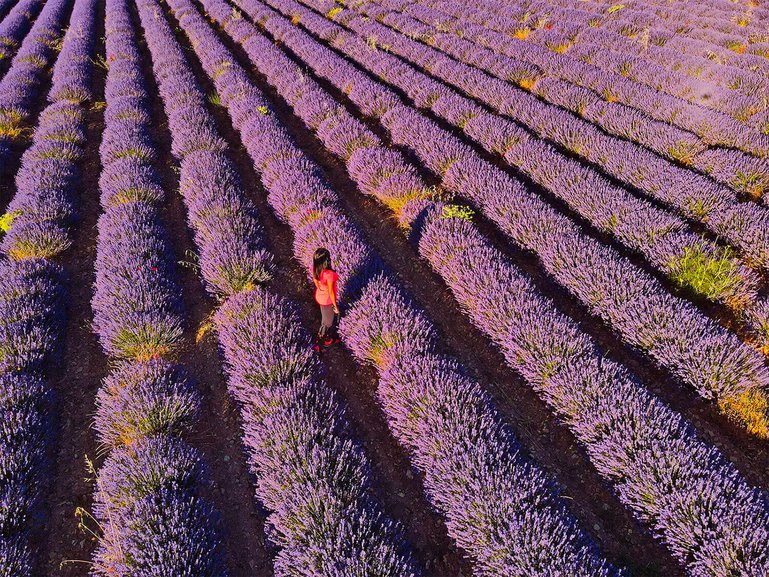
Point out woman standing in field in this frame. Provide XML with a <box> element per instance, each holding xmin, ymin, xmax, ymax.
<box><xmin>311</xmin><ymin>247</ymin><xmax>340</xmax><ymax>351</ymax></box>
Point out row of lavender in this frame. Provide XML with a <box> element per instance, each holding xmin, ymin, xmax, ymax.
<box><xmin>594</xmin><ymin>0</ymin><xmax>769</xmax><ymax>75</ymax></box>
<box><xmin>564</xmin><ymin>6</ymin><xmax>768</xmax><ymax>102</ymax></box>
<box><xmin>133</xmin><ymin>0</ymin><xmax>423</xmax><ymax>572</ymax></box>
<box><xmin>399</xmin><ymin>0</ymin><xmax>769</xmax><ymax>161</ymax></box>
<box><xmin>88</xmin><ymin>0</ymin><xmax>229</xmax><ymax>573</ymax></box>
<box><xmin>0</xmin><ymin>0</ymin><xmax>43</xmax><ymax>63</ymax></box>
<box><xmin>160</xmin><ymin>0</ymin><xmax>629</xmax><ymax>572</ymax></box>
<box><xmin>0</xmin><ymin>0</ymin><xmax>93</xmax><ymax>571</ymax></box>
<box><xmin>185</xmin><ymin>0</ymin><xmax>769</xmax><ymax>573</ymax></box>
<box><xmin>227</xmin><ymin>0</ymin><xmax>769</xmax><ymax>438</ymax></box>
<box><xmin>314</xmin><ymin>0</ymin><xmax>769</xmax><ymax>347</ymax></box>
<box><xmin>389</xmin><ymin>0</ymin><xmax>769</xmax><ymax>208</ymax></box>
<box><xmin>289</xmin><ymin>0</ymin><xmax>769</xmax><ymax>339</ymax></box>
<box><xmin>0</xmin><ymin>0</ymin><xmax>71</xmax><ymax>164</ymax></box>
<box><xmin>601</xmin><ymin>0</ymin><xmax>768</xmax><ymax>41</ymax></box>
<box><xmin>634</xmin><ymin>1</ymin><xmax>769</xmax><ymax>63</ymax></box>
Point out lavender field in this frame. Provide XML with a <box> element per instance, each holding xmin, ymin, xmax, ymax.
<box><xmin>1</xmin><ymin>0</ymin><xmax>769</xmax><ymax>574</ymax></box>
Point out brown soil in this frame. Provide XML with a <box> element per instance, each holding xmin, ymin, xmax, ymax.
<box><xmin>247</xmin><ymin>0</ymin><xmax>769</xmax><ymax>493</ymax></box>
<box><xmin>129</xmin><ymin>2</ymin><xmax>275</xmax><ymax>575</ymax></box>
<box><xmin>43</xmin><ymin>0</ymin><xmax>108</xmax><ymax>573</ymax></box>
<box><xmin>159</xmin><ymin>2</ymin><xmax>473</xmax><ymax>574</ymax></box>
<box><xmin>169</xmin><ymin>2</ymin><xmax>683</xmax><ymax>575</ymax></box>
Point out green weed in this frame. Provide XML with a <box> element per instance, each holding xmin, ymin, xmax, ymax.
<box><xmin>441</xmin><ymin>204</ymin><xmax>475</xmax><ymax>221</ymax></box>
<box><xmin>668</xmin><ymin>244</ymin><xmax>746</xmax><ymax>306</ymax></box>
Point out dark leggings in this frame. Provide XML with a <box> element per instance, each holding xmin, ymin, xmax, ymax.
<box><xmin>319</xmin><ymin>304</ymin><xmax>335</xmax><ymax>337</ymax></box>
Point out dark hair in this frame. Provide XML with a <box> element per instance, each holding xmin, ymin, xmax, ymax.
<box><xmin>313</xmin><ymin>247</ymin><xmax>332</xmax><ymax>280</ymax></box>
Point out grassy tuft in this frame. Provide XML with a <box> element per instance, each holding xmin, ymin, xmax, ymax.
<box><xmin>719</xmin><ymin>390</ymin><xmax>769</xmax><ymax>438</ymax></box>
<box><xmin>512</xmin><ymin>27</ymin><xmax>530</xmax><ymax>40</ymax></box>
<box><xmin>208</xmin><ymin>91</ymin><xmax>222</xmax><ymax>107</ymax></box>
<box><xmin>0</xmin><ymin>211</ymin><xmax>22</xmax><ymax>233</ymax></box>
<box><xmin>668</xmin><ymin>244</ymin><xmax>747</xmax><ymax>307</ymax></box>
<box><xmin>0</xmin><ymin>120</ymin><xmax>24</xmax><ymax>140</ymax></box>
<box><xmin>518</xmin><ymin>77</ymin><xmax>536</xmax><ymax>91</ymax></box>
<box><xmin>667</xmin><ymin>141</ymin><xmax>697</xmax><ymax>165</ymax></box>
<box><xmin>733</xmin><ymin>171</ymin><xmax>768</xmax><ymax>198</ymax></box>
<box><xmin>441</xmin><ymin>204</ymin><xmax>475</xmax><ymax>221</ymax></box>
<box><xmin>113</xmin><ymin>326</ymin><xmax>179</xmax><ymax>362</ymax></box>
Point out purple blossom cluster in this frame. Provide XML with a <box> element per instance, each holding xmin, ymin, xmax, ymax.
<box><xmin>0</xmin><ymin>0</ymin><xmax>71</xmax><ymax>162</ymax></box>
<box><xmin>226</xmin><ymin>0</ymin><xmax>769</xmax><ymax>435</ymax></box>
<box><xmin>169</xmin><ymin>0</ymin><xmax>769</xmax><ymax>572</ymax></box>
<box><xmin>89</xmin><ymin>1</ymin><xmax>227</xmax><ymax>574</ymax></box>
<box><xmin>135</xmin><ymin>0</ymin><xmax>421</xmax><ymax>572</ymax></box>
<box><xmin>0</xmin><ymin>0</ymin><xmax>44</xmax><ymax>62</ymax></box>
<box><xmin>0</xmin><ymin>0</ymin><xmax>97</xmax><ymax>570</ymax></box>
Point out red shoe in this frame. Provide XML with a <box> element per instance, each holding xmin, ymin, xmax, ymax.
<box><xmin>324</xmin><ymin>334</ymin><xmax>341</xmax><ymax>346</ymax></box>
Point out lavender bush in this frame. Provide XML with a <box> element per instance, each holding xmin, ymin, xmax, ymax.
<box><xmin>0</xmin><ymin>0</ymin><xmax>45</xmax><ymax>63</ymax></box>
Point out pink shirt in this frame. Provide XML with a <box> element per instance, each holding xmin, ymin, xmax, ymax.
<box><xmin>314</xmin><ymin>268</ymin><xmax>339</xmax><ymax>306</ymax></box>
